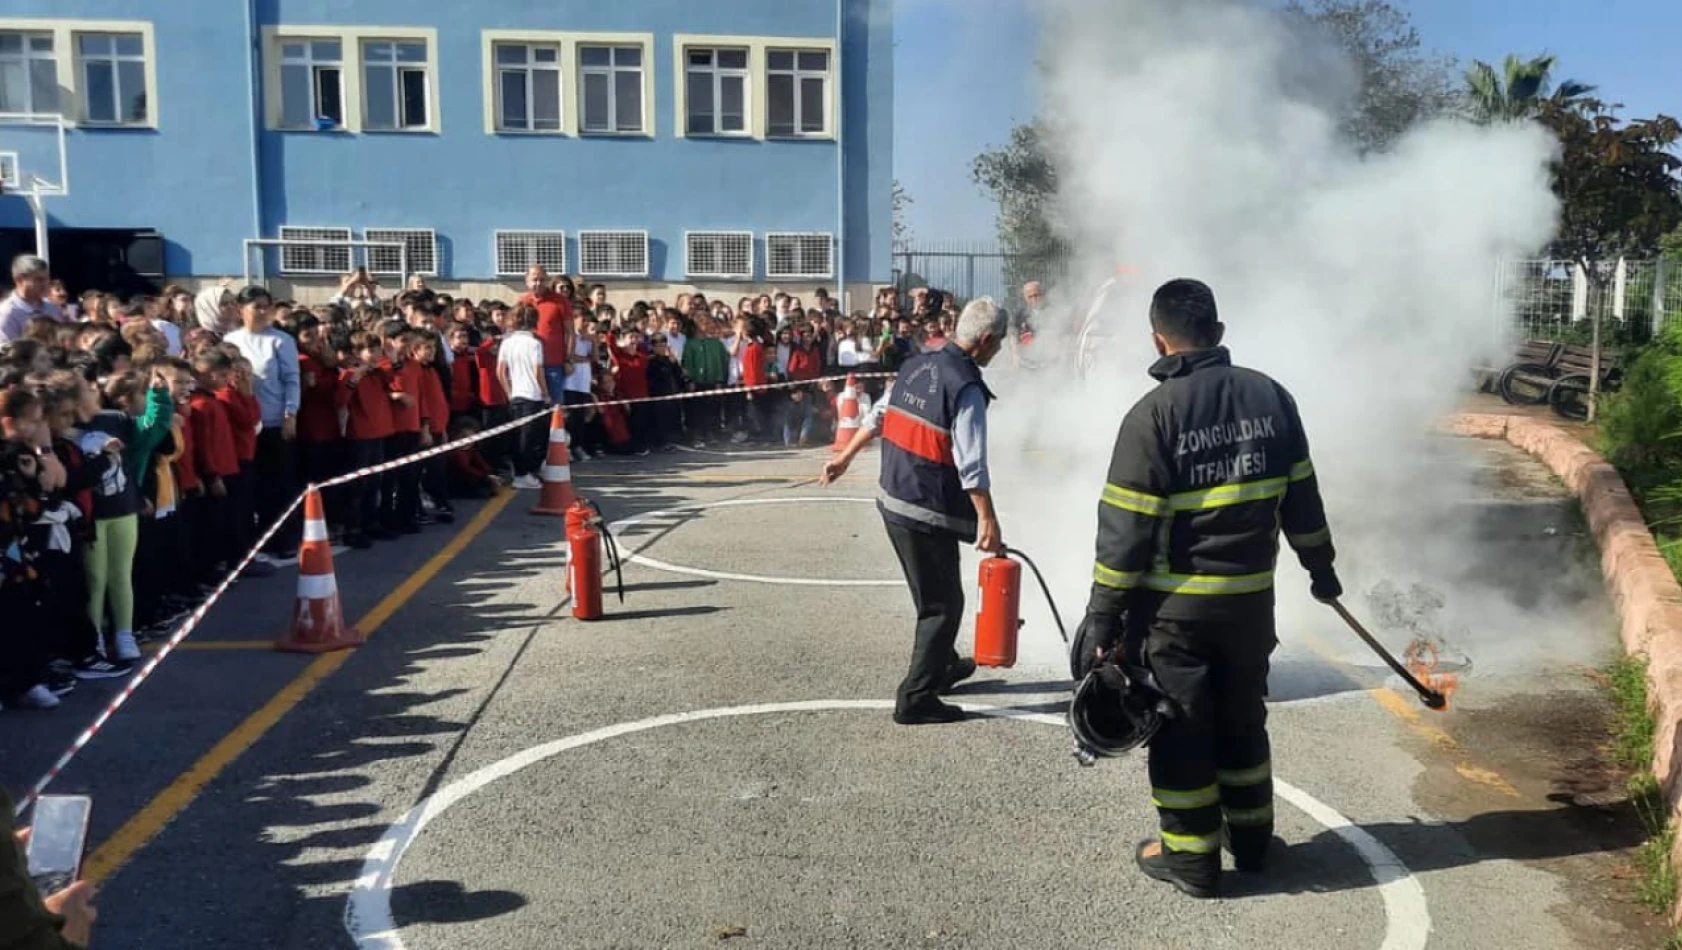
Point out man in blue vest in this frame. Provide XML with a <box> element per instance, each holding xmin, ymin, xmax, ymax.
<box><xmin>821</xmin><ymin>297</ymin><xmax>1010</xmax><ymax>725</ymax></box>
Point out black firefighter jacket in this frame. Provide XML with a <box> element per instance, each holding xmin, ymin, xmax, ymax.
<box><xmin>1088</xmin><ymin>346</ymin><xmax>1335</xmax><ymax>624</ymax></box>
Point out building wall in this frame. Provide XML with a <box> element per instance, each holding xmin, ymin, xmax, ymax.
<box><xmin>0</xmin><ymin>0</ymin><xmax>893</xmax><ymax>286</ymax></box>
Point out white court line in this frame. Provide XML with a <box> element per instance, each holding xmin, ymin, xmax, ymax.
<box><xmin>607</xmin><ymin>496</ymin><xmax>902</xmax><ymax>587</ymax></box>
<box><xmin>670</xmin><ymin>443</ymin><xmax>822</xmax><ymax>458</ymax></box>
<box><xmin>344</xmin><ymin>700</ymin><xmax>1429</xmax><ymax>950</ymax></box>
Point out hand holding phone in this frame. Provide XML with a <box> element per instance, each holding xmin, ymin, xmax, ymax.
<box><xmin>26</xmin><ymin>795</ymin><xmax>92</xmax><ymax>899</ymax></box>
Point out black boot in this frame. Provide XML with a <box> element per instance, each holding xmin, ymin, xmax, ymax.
<box><xmin>1135</xmin><ymin>839</ymin><xmax>1218</xmax><ymax>899</ymax></box>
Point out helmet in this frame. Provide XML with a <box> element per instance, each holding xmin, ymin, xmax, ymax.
<box><xmin>1068</xmin><ymin>661</ymin><xmax>1173</xmax><ymax>761</ymax></box>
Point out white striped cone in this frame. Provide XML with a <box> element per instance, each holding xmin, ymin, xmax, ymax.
<box><xmin>532</xmin><ymin>407</ymin><xmax>578</xmax><ymax>516</ymax></box>
<box><xmin>276</xmin><ymin>488</ymin><xmax>361</xmax><ymax>653</ymax></box>
<box><xmin>831</xmin><ymin>374</ymin><xmax>862</xmax><ymax>452</ymax></box>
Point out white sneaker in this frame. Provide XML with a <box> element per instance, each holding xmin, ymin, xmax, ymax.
<box><xmin>9</xmin><ymin>685</ymin><xmax>60</xmax><ymax>710</ymax></box>
<box><xmin>574</xmin><ymin>449</ymin><xmax>592</xmax><ymax>461</ymax></box>
<box><xmin>730</xmin><ymin>432</ymin><xmax>748</xmax><ymax>444</ymax></box>
<box><xmin>113</xmin><ymin>631</ymin><xmax>142</xmax><ymax>661</ymax></box>
<box><xmin>513</xmin><ymin>475</ymin><xmax>542</xmax><ymax>490</ymax></box>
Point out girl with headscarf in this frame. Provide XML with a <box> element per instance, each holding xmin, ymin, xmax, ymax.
<box><xmin>194</xmin><ymin>285</ymin><xmax>234</xmax><ymax>335</ymax></box>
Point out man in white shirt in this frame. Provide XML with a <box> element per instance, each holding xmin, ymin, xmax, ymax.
<box><xmin>496</xmin><ymin>303</ymin><xmax>550</xmax><ymax>490</ymax></box>
<box><xmin>0</xmin><ymin>255</ymin><xmax>65</xmax><ymax>343</ymax></box>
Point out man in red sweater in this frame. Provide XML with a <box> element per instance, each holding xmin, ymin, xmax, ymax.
<box><xmin>520</xmin><ymin>265</ymin><xmax>574</xmax><ymax>408</ymax></box>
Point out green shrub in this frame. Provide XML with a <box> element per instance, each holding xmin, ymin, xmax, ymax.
<box><xmin>1599</xmin><ymin>324</ymin><xmax>1682</xmax><ymax>473</ymax></box>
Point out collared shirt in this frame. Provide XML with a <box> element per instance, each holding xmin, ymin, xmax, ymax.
<box><xmin>862</xmin><ymin>383</ymin><xmax>990</xmax><ymax>491</ymax></box>
<box><xmin>223</xmin><ymin>326</ymin><xmax>302</xmax><ymax>425</ymax></box>
<box><xmin>0</xmin><ymin>293</ymin><xmax>64</xmax><ymax>343</ymax></box>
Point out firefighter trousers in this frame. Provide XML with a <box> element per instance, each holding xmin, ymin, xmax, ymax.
<box><xmin>1143</xmin><ymin>613</ymin><xmax>1277</xmax><ymax>886</ymax></box>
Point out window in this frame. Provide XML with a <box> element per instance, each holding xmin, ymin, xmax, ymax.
<box><xmin>767</xmin><ymin>49</ymin><xmax>829</xmax><ymax>137</ymax></box>
<box><xmin>685</xmin><ymin>232</ymin><xmax>754</xmax><ymax>280</ymax></box>
<box><xmin>77</xmin><ymin>32</ymin><xmax>147</xmax><ymax>124</ymax></box>
<box><xmin>278</xmin><ymin>226</ymin><xmax>352</xmax><ymax>275</ymax></box>
<box><xmin>363</xmin><ymin>40</ymin><xmax>429</xmax><ymax>131</ymax></box>
<box><xmin>578</xmin><ymin>230</ymin><xmax>648</xmax><ymax>278</ymax></box>
<box><xmin>364</xmin><ymin>228</ymin><xmax>437</xmax><ymax>276</ymax></box>
<box><xmin>0</xmin><ymin>32</ymin><xmax>58</xmax><ymax>117</ymax></box>
<box><xmin>766</xmin><ymin>233</ymin><xmax>833</xmax><ymax>280</ymax></box>
<box><xmin>0</xmin><ymin>152</ymin><xmax>18</xmax><ymax>190</ymax></box>
<box><xmin>494</xmin><ymin>42</ymin><xmax>561</xmax><ymax>132</ymax></box>
<box><xmin>278</xmin><ymin>39</ymin><xmax>343</xmax><ymax>129</ymax></box>
<box><xmin>684</xmin><ymin>48</ymin><xmax>748</xmax><ymax>136</ymax></box>
<box><xmin>578</xmin><ymin>45</ymin><xmax>643</xmax><ymax>134</ymax></box>
<box><xmin>495</xmin><ymin>230</ymin><xmax>567</xmax><ymax>276</ymax></box>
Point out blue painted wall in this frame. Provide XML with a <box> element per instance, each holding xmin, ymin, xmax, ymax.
<box><xmin>0</xmin><ymin>0</ymin><xmax>893</xmax><ymax>282</ymax></box>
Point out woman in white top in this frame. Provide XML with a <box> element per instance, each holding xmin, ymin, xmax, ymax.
<box><xmin>564</xmin><ymin>319</ymin><xmax>596</xmax><ymax>459</ymax></box>
<box><xmin>835</xmin><ymin>319</ymin><xmax>864</xmax><ymax>368</ymax></box>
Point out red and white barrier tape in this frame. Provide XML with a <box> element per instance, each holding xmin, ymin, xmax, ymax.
<box><xmin>12</xmin><ymin>371</ymin><xmax>889</xmax><ymax>816</ymax></box>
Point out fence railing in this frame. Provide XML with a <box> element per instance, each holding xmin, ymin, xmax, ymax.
<box><xmin>1496</xmin><ymin>258</ymin><xmax>1682</xmax><ymax>346</ymax></box>
<box><xmin>892</xmin><ymin>239</ymin><xmax>1070</xmax><ymax>311</ymax></box>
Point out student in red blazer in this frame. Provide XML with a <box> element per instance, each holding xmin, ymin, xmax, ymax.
<box><xmin>341</xmin><ymin>330</ymin><xmax>396</xmax><ymax>547</ymax></box>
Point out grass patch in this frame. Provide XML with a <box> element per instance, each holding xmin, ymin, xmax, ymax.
<box><xmin>1601</xmin><ymin>654</ymin><xmax>1680</xmax><ymax>924</ymax></box>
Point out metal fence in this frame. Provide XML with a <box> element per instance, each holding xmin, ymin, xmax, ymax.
<box><xmin>892</xmin><ymin>239</ymin><xmax>1069</xmax><ymax>311</ymax></box>
<box><xmin>1496</xmin><ymin>258</ymin><xmax>1682</xmax><ymax>346</ymax></box>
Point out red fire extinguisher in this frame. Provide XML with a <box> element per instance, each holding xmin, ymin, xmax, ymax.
<box><xmin>566</xmin><ymin>498</ymin><xmax>624</xmax><ymax>621</ymax></box>
<box><xmin>974</xmin><ymin>546</ymin><xmax>1067</xmax><ymax>669</ymax></box>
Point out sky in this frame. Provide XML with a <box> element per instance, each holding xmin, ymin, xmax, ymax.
<box><xmin>892</xmin><ymin>0</ymin><xmax>1682</xmax><ymax>242</ymax></box>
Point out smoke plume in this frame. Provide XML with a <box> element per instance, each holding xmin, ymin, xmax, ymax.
<box><xmin>981</xmin><ymin>0</ymin><xmax>1582</xmax><ymax>678</ymax></box>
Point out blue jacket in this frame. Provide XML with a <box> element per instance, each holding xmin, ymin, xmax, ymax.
<box><xmin>876</xmin><ymin>343</ymin><xmax>994</xmax><ymax>541</ymax></box>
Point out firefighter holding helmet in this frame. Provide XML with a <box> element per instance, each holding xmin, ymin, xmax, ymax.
<box><xmin>1073</xmin><ymin>278</ymin><xmax>1340</xmax><ymax>897</ymax></box>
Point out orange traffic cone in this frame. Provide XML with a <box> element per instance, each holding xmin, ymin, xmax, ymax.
<box><xmin>276</xmin><ymin>488</ymin><xmax>361</xmax><ymax>653</ymax></box>
<box><xmin>531</xmin><ymin>407</ymin><xmax>577</xmax><ymax>516</ymax></box>
<box><xmin>831</xmin><ymin>374</ymin><xmax>862</xmax><ymax>452</ymax></box>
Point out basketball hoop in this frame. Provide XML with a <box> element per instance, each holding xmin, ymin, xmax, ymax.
<box><xmin>0</xmin><ymin>113</ymin><xmax>71</xmax><ymax>262</ymax></box>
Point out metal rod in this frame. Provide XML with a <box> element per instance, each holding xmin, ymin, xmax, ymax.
<box><xmin>1326</xmin><ymin>599</ymin><xmax>1447</xmax><ymax>710</ymax></box>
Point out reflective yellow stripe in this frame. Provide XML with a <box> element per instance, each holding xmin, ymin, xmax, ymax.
<box><xmin>1169</xmin><ymin>477</ymin><xmax>1288</xmax><ymax>512</ymax></box>
<box><xmin>1217</xmin><ymin>761</ymin><xmax>1272</xmax><ymax>786</ymax></box>
<box><xmin>1093</xmin><ymin>562</ymin><xmax>1143</xmax><ymax>590</ymax></box>
<box><xmin>1287</xmin><ymin>526</ymin><xmax>1331</xmax><ymax>548</ymax></box>
<box><xmin>1152</xmin><ymin>784</ymin><xmax>1220</xmax><ymax>810</ymax></box>
<box><xmin>1223</xmin><ymin>804</ymin><xmax>1275</xmax><ymax>826</ymax></box>
<box><xmin>1290</xmin><ymin>459</ymin><xmax>1315</xmax><ymax>482</ymax></box>
<box><xmin>1144</xmin><ymin>571</ymin><xmax>1274</xmax><ymax>595</ymax></box>
<box><xmin>1102</xmin><ymin>483</ymin><xmax>1168</xmax><ymax>518</ymax></box>
<box><xmin>1161</xmin><ymin>830</ymin><xmax>1221</xmax><ymax>854</ymax></box>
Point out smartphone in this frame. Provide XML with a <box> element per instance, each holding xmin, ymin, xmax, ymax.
<box><xmin>25</xmin><ymin>795</ymin><xmax>91</xmax><ymax>897</ymax></box>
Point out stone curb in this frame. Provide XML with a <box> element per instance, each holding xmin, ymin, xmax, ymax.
<box><xmin>1442</xmin><ymin>412</ymin><xmax>1682</xmax><ymax>916</ymax></box>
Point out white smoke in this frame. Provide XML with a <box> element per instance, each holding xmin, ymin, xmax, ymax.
<box><xmin>979</xmin><ymin>0</ymin><xmax>1578</xmax><ymax>678</ymax></box>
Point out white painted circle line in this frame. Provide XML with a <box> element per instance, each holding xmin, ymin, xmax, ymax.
<box><xmin>606</xmin><ymin>496</ymin><xmax>903</xmax><ymax>587</ymax></box>
<box><xmin>344</xmin><ymin>700</ymin><xmax>1429</xmax><ymax>950</ymax></box>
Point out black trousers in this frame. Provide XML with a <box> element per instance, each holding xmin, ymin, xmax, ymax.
<box><xmin>1143</xmin><ymin>614</ymin><xmax>1276</xmax><ymax>885</ymax></box>
<box><xmin>382</xmin><ymin>432</ymin><xmax>422</xmax><ymax>528</ymax></box>
<box><xmin>344</xmin><ymin>439</ymin><xmax>384</xmax><ymax>536</ymax></box>
<box><xmin>254</xmin><ymin>428</ymin><xmax>298</xmax><ymax>553</ymax></box>
<box><xmin>883</xmin><ymin>518</ymin><xmax>965</xmax><ymax>712</ymax></box>
<box><xmin>509</xmin><ymin>399</ymin><xmax>549</xmax><ymax>477</ymax></box>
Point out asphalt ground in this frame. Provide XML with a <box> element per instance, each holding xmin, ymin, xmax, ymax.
<box><xmin>0</xmin><ymin>435</ymin><xmax>1667</xmax><ymax>949</ymax></box>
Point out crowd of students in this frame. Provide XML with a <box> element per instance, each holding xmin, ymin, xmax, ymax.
<box><xmin>0</xmin><ymin>254</ymin><xmax>970</xmax><ymax>713</ymax></box>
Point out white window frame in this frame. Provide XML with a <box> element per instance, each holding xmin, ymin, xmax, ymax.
<box><xmin>262</xmin><ymin>27</ymin><xmax>439</xmax><ymax>134</ymax></box>
<box><xmin>766</xmin><ymin>47</ymin><xmax>832</xmax><ymax>139</ymax></box>
<box><xmin>488</xmin><ymin>39</ymin><xmax>563</xmax><ymax>134</ymax></box>
<box><xmin>277</xmin><ymin>226</ymin><xmax>354</xmax><ymax>275</ymax></box>
<box><xmin>275</xmin><ymin>38</ymin><xmax>346</xmax><ymax>131</ymax></box>
<box><xmin>684</xmin><ymin>231</ymin><xmax>755</xmax><ymax>281</ymax></box>
<box><xmin>765</xmin><ymin>232</ymin><xmax>834</xmax><ymax>281</ymax></box>
<box><xmin>360</xmin><ymin>38</ymin><xmax>432</xmax><ymax>133</ymax></box>
<box><xmin>671</xmin><ymin>36</ymin><xmax>836</xmax><ymax>141</ymax></box>
<box><xmin>494</xmin><ymin>230</ymin><xmax>568</xmax><ymax>277</ymax></box>
<box><xmin>682</xmin><ymin>47</ymin><xmax>751</xmax><ymax>137</ymax></box>
<box><xmin>0</xmin><ymin>30</ymin><xmax>59</xmax><ymax>118</ymax></box>
<box><xmin>364</xmin><ymin>228</ymin><xmax>438</xmax><ymax>276</ymax></box>
<box><xmin>577</xmin><ymin>230</ymin><xmax>650</xmax><ymax>279</ymax></box>
<box><xmin>0</xmin><ymin>19</ymin><xmax>158</xmax><ymax>129</ymax></box>
<box><xmin>0</xmin><ymin>151</ymin><xmax>18</xmax><ymax>190</ymax></box>
<box><xmin>576</xmin><ymin>38</ymin><xmax>653</xmax><ymax>137</ymax></box>
<box><xmin>74</xmin><ymin>31</ymin><xmax>149</xmax><ymax>126</ymax></box>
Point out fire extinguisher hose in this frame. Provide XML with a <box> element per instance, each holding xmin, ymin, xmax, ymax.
<box><xmin>999</xmin><ymin>545</ymin><xmax>1069</xmax><ymax>645</ymax></box>
<box><xmin>585</xmin><ymin>500</ymin><xmax>627</xmax><ymax>604</ymax></box>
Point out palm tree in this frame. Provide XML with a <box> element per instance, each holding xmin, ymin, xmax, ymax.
<box><xmin>1464</xmin><ymin>53</ymin><xmax>1595</xmax><ymax>123</ymax></box>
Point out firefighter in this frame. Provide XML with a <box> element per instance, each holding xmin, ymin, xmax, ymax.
<box><xmin>821</xmin><ymin>298</ymin><xmax>1010</xmax><ymax>725</ymax></box>
<box><xmin>1075</xmin><ymin>278</ymin><xmax>1339</xmax><ymax>898</ymax></box>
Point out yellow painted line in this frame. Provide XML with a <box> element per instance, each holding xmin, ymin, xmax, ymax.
<box><xmin>84</xmin><ymin>489</ymin><xmax>517</xmax><ymax>884</ymax></box>
<box><xmin>1297</xmin><ymin>625</ymin><xmax>1523</xmax><ymax>800</ymax></box>
<box><xmin>142</xmin><ymin>641</ymin><xmax>275</xmax><ymax>653</ymax></box>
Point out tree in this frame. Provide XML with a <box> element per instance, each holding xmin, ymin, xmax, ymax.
<box><xmin>1464</xmin><ymin>53</ymin><xmax>1595</xmax><ymax>123</ymax></box>
<box><xmin>971</xmin><ymin>121</ymin><xmax>1071</xmax><ymax>293</ymax></box>
<box><xmin>1281</xmin><ymin>0</ymin><xmax>1462</xmax><ymax>154</ymax></box>
<box><xmin>892</xmin><ymin>180</ymin><xmax>912</xmax><ymax>243</ymax></box>
<box><xmin>1537</xmin><ymin>98</ymin><xmax>1682</xmax><ymax>417</ymax></box>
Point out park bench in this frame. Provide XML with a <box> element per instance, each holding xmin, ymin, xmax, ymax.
<box><xmin>1539</xmin><ymin>344</ymin><xmax>1625</xmax><ymax>421</ymax></box>
<box><xmin>1485</xmin><ymin>340</ymin><xmax>1560</xmax><ymax>400</ymax></box>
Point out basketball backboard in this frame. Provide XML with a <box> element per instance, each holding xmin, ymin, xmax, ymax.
<box><xmin>0</xmin><ymin>113</ymin><xmax>69</xmax><ymax>197</ymax></box>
